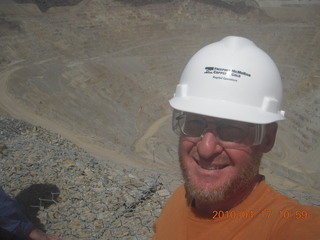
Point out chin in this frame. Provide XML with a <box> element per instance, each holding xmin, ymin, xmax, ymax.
<box><xmin>182</xmin><ymin>161</ymin><xmax>260</xmax><ymax>204</ymax></box>
<box><xmin>184</xmin><ymin>172</ymin><xmax>234</xmax><ymax>203</ymax></box>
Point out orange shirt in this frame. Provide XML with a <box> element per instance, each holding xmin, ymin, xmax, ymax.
<box><xmin>153</xmin><ymin>181</ymin><xmax>320</xmax><ymax>240</ymax></box>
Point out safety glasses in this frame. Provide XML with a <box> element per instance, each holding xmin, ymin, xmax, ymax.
<box><xmin>172</xmin><ymin>110</ymin><xmax>266</xmax><ymax>149</ymax></box>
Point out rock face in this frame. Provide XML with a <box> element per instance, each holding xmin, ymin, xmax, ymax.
<box><xmin>0</xmin><ymin>0</ymin><xmax>320</xmax><ymax>237</ymax></box>
<box><xmin>1</xmin><ymin>0</ymin><xmax>319</xmax><ymax>183</ymax></box>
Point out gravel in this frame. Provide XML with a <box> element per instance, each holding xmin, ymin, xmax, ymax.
<box><xmin>0</xmin><ymin>116</ymin><xmax>182</xmax><ymax>240</ymax></box>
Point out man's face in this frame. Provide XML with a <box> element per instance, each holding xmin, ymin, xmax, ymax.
<box><xmin>177</xmin><ymin>114</ymin><xmax>271</xmax><ymax>204</ymax></box>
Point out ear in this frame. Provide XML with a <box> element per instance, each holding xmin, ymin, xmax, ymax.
<box><xmin>261</xmin><ymin>123</ymin><xmax>278</xmax><ymax>153</ymax></box>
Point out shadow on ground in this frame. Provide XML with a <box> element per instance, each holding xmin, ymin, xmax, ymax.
<box><xmin>15</xmin><ymin>184</ymin><xmax>60</xmax><ymax>231</ymax></box>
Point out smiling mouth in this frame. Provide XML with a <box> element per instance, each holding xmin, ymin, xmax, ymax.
<box><xmin>196</xmin><ymin>160</ymin><xmax>229</xmax><ymax>170</ymax></box>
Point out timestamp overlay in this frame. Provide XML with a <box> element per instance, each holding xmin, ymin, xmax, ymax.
<box><xmin>212</xmin><ymin>210</ymin><xmax>309</xmax><ymax>220</ymax></box>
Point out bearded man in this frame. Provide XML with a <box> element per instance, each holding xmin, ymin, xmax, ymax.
<box><xmin>152</xmin><ymin>36</ymin><xmax>320</xmax><ymax>240</ymax></box>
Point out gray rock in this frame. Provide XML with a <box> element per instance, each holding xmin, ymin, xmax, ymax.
<box><xmin>0</xmin><ymin>117</ymin><xmax>182</xmax><ymax>239</ymax></box>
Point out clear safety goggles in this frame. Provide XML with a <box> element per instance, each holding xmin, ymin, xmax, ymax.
<box><xmin>172</xmin><ymin>110</ymin><xmax>266</xmax><ymax>149</ymax></box>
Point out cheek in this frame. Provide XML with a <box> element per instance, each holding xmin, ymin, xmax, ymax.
<box><xmin>178</xmin><ymin>138</ymin><xmax>195</xmax><ymax>156</ymax></box>
<box><xmin>178</xmin><ymin>140</ymin><xmax>198</xmax><ymax>172</ymax></box>
<box><xmin>227</xmin><ymin>148</ymin><xmax>262</xmax><ymax>175</ymax></box>
<box><xmin>218</xmin><ymin>148</ymin><xmax>260</xmax><ymax>177</ymax></box>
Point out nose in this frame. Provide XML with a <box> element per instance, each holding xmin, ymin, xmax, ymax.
<box><xmin>197</xmin><ymin>131</ymin><xmax>224</xmax><ymax>159</ymax></box>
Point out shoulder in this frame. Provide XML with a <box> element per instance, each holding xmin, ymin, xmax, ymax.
<box><xmin>161</xmin><ymin>184</ymin><xmax>187</xmax><ymax>212</ymax></box>
<box><xmin>254</xmin><ymin>181</ymin><xmax>304</xmax><ymax>207</ymax></box>
<box><xmin>258</xmin><ymin>183</ymin><xmax>320</xmax><ymax>239</ymax></box>
<box><xmin>273</xmin><ymin>204</ymin><xmax>320</xmax><ymax>240</ymax></box>
<box><xmin>257</xmin><ymin>181</ymin><xmax>320</xmax><ymax>218</ymax></box>
<box><xmin>152</xmin><ymin>184</ymin><xmax>188</xmax><ymax>239</ymax></box>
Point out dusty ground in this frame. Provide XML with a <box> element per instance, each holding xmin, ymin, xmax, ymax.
<box><xmin>0</xmin><ymin>0</ymin><xmax>320</xmax><ymax>200</ymax></box>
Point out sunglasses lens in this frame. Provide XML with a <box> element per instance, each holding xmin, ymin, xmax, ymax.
<box><xmin>172</xmin><ymin>110</ymin><xmax>264</xmax><ymax>148</ymax></box>
<box><xmin>217</xmin><ymin>124</ymin><xmax>249</xmax><ymax>143</ymax></box>
<box><xmin>180</xmin><ymin>117</ymin><xmax>206</xmax><ymax>137</ymax></box>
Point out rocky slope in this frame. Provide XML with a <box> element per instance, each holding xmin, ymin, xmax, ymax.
<box><xmin>0</xmin><ymin>1</ymin><xmax>319</xmax><ymax>238</ymax></box>
<box><xmin>0</xmin><ymin>117</ymin><xmax>182</xmax><ymax>239</ymax></box>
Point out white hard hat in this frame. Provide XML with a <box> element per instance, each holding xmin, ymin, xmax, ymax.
<box><xmin>169</xmin><ymin>36</ymin><xmax>285</xmax><ymax>124</ymax></box>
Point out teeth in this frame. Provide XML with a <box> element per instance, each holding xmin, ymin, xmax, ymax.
<box><xmin>197</xmin><ymin>162</ymin><xmax>226</xmax><ymax>170</ymax></box>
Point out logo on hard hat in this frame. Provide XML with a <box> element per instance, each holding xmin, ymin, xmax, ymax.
<box><xmin>204</xmin><ymin>66</ymin><xmax>251</xmax><ymax>82</ymax></box>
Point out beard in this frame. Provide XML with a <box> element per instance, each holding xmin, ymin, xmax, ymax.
<box><xmin>179</xmin><ymin>149</ymin><xmax>263</xmax><ymax>205</ymax></box>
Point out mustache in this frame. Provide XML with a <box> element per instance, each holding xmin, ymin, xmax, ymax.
<box><xmin>190</xmin><ymin>148</ymin><xmax>232</xmax><ymax>166</ymax></box>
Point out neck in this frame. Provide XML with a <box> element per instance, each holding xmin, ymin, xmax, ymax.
<box><xmin>192</xmin><ymin>175</ymin><xmax>262</xmax><ymax>218</ymax></box>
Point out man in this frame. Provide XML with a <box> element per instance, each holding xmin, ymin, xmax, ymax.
<box><xmin>0</xmin><ymin>187</ymin><xmax>60</xmax><ymax>240</ymax></box>
<box><xmin>152</xmin><ymin>36</ymin><xmax>320</xmax><ymax>239</ymax></box>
